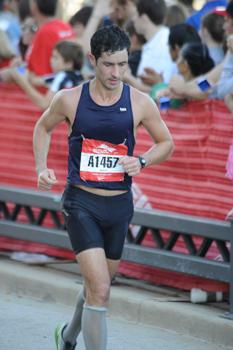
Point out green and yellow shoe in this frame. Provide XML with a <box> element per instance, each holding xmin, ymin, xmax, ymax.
<box><xmin>54</xmin><ymin>322</ymin><xmax>76</xmax><ymax>350</ymax></box>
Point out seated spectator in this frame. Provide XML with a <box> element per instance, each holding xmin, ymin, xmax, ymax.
<box><xmin>138</xmin><ymin>23</ymin><xmax>201</xmax><ymax>89</ymax></box>
<box><xmin>200</xmin><ymin>11</ymin><xmax>225</xmax><ymax>65</ymax></box>
<box><xmin>123</xmin><ymin>0</ymin><xmax>176</xmax><ymax>92</ymax></box>
<box><xmin>168</xmin><ymin>23</ymin><xmax>201</xmax><ymax>61</ymax></box>
<box><xmin>165</xmin><ymin>57</ymin><xmax>224</xmax><ymax>100</ymax></box>
<box><xmin>134</xmin><ymin>0</ymin><xmax>176</xmax><ymax>84</ymax></box>
<box><xmin>9</xmin><ymin>41</ymin><xmax>84</xmax><ymax>110</ymax></box>
<box><xmin>186</xmin><ymin>0</ymin><xmax>227</xmax><ymax>31</ymax></box>
<box><xmin>69</xmin><ymin>6</ymin><xmax>93</xmax><ymax>39</ymax></box>
<box><xmin>177</xmin><ymin>43</ymin><xmax>214</xmax><ymax>78</ymax></box>
<box><xmin>125</xmin><ymin>20</ymin><xmax>146</xmax><ymax>76</ymax></box>
<box><xmin>164</xmin><ymin>2</ymin><xmax>233</xmax><ymax>101</ymax></box>
<box><xmin>155</xmin><ymin>43</ymin><xmax>215</xmax><ymax>105</ymax></box>
<box><xmin>0</xmin><ymin>29</ymin><xmax>15</xmax><ymax>68</ymax></box>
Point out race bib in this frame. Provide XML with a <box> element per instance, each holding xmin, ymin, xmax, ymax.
<box><xmin>80</xmin><ymin>138</ymin><xmax>128</xmax><ymax>182</ymax></box>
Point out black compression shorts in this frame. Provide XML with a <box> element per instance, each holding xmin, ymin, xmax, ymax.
<box><xmin>61</xmin><ymin>185</ymin><xmax>134</xmax><ymax>260</ymax></box>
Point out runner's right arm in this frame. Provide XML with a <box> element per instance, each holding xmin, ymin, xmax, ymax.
<box><xmin>33</xmin><ymin>91</ymin><xmax>70</xmax><ymax>190</ymax></box>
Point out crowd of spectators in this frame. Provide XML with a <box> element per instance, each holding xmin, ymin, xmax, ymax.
<box><xmin>0</xmin><ymin>0</ymin><xmax>232</xmax><ymax>177</ymax></box>
<box><xmin>0</xmin><ymin>0</ymin><xmax>232</xmax><ymax>113</ymax></box>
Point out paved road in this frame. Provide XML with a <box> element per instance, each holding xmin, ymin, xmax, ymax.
<box><xmin>1</xmin><ymin>291</ymin><xmax>233</xmax><ymax>350</ymax></box>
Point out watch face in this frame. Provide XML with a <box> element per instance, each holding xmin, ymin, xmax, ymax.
<box><xmin>139</xmin><ymin>156</ymin><xmax>146</xmax><ymax>168</ymax></box>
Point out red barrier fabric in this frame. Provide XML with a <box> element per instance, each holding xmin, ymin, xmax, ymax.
<box><xmin>226</xmin><ymin>144</ymin><xmax>233</xmax><ymax>180</ymax></box>
<box><xmin>120</xmin><ymin>100</ymin><xmax>233</xmax><ymax>291</ymax></box>
<box><xmin>0</xmin><ymin>84</ymin><xmax>232</xmax><ymax>291</ymax></box>
<box><xmin>134</xmin><ymin>99</ymin><xmax>233</xmax><ymax>220</ymax></box>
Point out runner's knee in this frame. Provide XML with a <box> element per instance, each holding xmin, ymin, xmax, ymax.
<box><xmin>86</xmin><ymin>281</ymin><xmax>110</xmax><ymax>306</ymax></box>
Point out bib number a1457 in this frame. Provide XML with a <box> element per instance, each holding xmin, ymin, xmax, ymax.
<box><xmin>80</xmin><ymin>138</ymin><xmax>128</xmax><ymax>182</ymax></box>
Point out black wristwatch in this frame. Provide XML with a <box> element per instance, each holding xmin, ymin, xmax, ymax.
<box><xmin>138</xmin><ymin>156</ymin><xmax>147</xmax><ymax>169</ymax></box>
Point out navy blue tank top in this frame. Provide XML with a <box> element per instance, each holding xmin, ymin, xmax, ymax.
<box><xmin>67</xmin><ymin>81</ymin><xmax>135</xmax><ymax>190</ymax></box>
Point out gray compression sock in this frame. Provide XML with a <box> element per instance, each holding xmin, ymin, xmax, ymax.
<box><xmin>63</xmin><ymin>288</ymin><xmax>85</xmax><ymax>344</ymax></box>
<box><xmin>81</xmin><ymin>304</ymin><xmax>107</xmax><ymax>350</ymax></box>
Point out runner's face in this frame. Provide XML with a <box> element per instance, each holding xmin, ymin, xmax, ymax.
<box><xmin>92</xmin><ymin>50</ymin><xmax>129</xmax><ymax>90</ymax></box>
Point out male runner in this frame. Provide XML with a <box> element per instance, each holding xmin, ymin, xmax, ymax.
<box><xmin>33</xmin><ymin>25</ymin><xmax>174</xmax><ymax>350</ymax></box>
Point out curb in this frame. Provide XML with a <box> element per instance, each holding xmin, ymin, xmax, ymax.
<box><xmin>1</xmin><ymin>258</ymin><xmax>233</xmax><ymax>347</ymax></box>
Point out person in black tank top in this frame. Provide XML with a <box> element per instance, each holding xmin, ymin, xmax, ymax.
<box><xmin>33</xmin><ymin>25</ymin><xmax>174</xmax><ymax>350</ymax></box>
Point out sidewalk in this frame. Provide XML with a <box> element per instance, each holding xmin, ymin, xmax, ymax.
<box><xmin>1</xmin><ymin>256</ymin><xmax>233</xmax><ymax>348</ymax></box>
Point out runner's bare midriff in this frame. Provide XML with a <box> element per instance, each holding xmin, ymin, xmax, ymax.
<box><xmin>76</xmin><ymin>185</ymin><xmax>127</xmax><ymax>196</ymax></box>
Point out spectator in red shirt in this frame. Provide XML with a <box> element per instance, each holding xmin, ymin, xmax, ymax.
<box><xmin>28</xmin><ymin>0</ymin><xmax>74</xmax><ymax>76</ymax></box>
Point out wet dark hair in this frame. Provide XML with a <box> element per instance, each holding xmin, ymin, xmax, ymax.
<box><xmin>69</xmin><ymin>6</ymin><xmax>93</xmax><ymax>27</ymax></box>
<box><xmin>136</xmin><ymin>0</ymin><xmax>167</xmax><ymax>26</ymax></box>
<box><xmin>90</xmin><ymin>24</ymin><xmax>130</xmax><ymax>61</ymax></box>
<box><xmin>169</xmin><ymin>23</ymin><xmax>201</xmax><ymax>49</ymax></box>
<box><xmin>181</xmin><ymin>42</ymin><xmax>215</xmax><ymax>77</ymax></box>
<box><xmin>55</xmin><ymin>41</ymin><xmax>84</xmax><ymax>70</ymax></box>
<box><xmin>201</xmin><ymin>13</ymin><xmax>225</xmax><ymax>43</ymax></box>
<box><xmin>32</xmin><ymin>0</ymin><xmax>57</xmax><ymax>16</ymax></box>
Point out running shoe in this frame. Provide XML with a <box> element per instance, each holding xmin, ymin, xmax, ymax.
<box><xmin>54</xmin><ymin>322</ymin><xmax>76</xmax><ymax>350</ymax></box>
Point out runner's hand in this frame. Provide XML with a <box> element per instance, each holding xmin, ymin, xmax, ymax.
<box><xmin>119</xmin><ymin>156</ymin><xmax>141</xmax><ymax>176</ymax></box>
<box><xmin>38</xmin><ymin>168</ymin><xmax>57</xmax><ymax>191</ymax></box>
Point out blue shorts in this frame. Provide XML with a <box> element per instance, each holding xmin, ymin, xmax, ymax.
<box><xmin>61</xmin><ymin>185</ymin><xmax>134</xmax><ymax>260</ymax></box>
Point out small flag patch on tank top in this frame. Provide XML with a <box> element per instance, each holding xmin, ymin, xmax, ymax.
<box><xmin>80</xmin><ymin>138</ymin><xmax>128</xmax><ymax>182</ymax></box>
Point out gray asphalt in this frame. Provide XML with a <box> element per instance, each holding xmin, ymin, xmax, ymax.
<box><xmin>1</xmin><ymin>291</ymin><xmax>233</xmax><ymax>350</ymax></box>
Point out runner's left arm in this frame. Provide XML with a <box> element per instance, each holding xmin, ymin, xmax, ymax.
<box><xmin>119</xmin><ymin>92</ymin><xmax>174</xmax><ymax>176</ymax></box>
<box><xmin>139</xmin><ymin>93</ymin><xmax>174</xmax><ymax>167</ymax></box>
